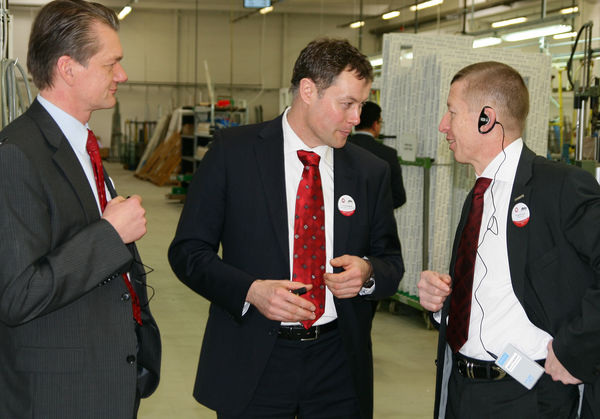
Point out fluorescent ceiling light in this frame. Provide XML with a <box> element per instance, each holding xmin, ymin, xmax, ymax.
<box><xmin>117</xmin><ymin>5</ymin><xmax>132</xmax><ymax>20</ymax></box>
<box><xmin>470</xmin><ymin>5</ymin><xmax>510</xmax><ymax>19</ymax></box>
<box><xmin>350</xmin><ymin>21</ymin><xmax>365</xmax><ymax>29</ymax></box>
<box><xmin>503</xmin><ymin>24</ymin><xmax>572</xmax><ymax>42</ymax></box>
<box><xmin>560</xmin><ymin>7</ymin><xmax>578</xmax><ymax>15</ymax></box>
<box><xmin>553</xmin><ymin>31</ymin><xmax>577</xmax><ymax>40</ymax></box>
<box><xmin>370</xmin><ymin>57</ymin><xmax>383</xmax><ymax>66</ymax></box>
<box><xmin>259</xmin><ymin>5</ymin><xmax>273</xmax><ymax>14</ymax></box>
<box><xmin>382</xmin><ymin>11</ymin><xmax>400</xmax><ymax>20</ymax></box>
<box><xmin>491</xmin><ymin>17</ymin><xmax>527</xmax><ymax>28</ymax></box>
<box><xmin>473</xmin><ymin>37</ymin><xmax>502</xmax><ymax>48</ymax></box>
<box><xmin>409</xmin><ymin>0</ymin><xmax>443</xmax><ymax>12</ymax></box>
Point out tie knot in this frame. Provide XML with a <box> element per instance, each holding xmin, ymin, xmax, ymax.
<box><xmin>297</xmin><ymin>150</ymin><xmax>320</xmax><ymax>167</ymax></box>
<box><xmin>86</xmin><ymin>129</ymin><xmax>99</xmax><ymax>153</ymax></box>
<box><xmin>474</xmin><ymin>177</ymin><xmax>492</xmax><ymax>197</ymax></box>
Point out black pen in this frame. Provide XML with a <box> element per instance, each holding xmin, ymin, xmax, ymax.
<box><xmin>291</xmin><ymin>287</ymin><xmax>307</xmax><ymax>296</ymax></box>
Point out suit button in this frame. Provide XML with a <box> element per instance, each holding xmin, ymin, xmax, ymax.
<box><xmin>126</xmin><ymin>355</ymin><xmax>136</xmax><ymax>366</ymax></box>
<box><xmin>121</xmin><ymin>293</ymin><xmax>131</xmax><ymax>301</ymax></box>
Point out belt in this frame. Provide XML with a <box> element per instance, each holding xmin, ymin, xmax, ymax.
<box><xmin>455</xmin><ymin>353</ymin><xmax>508</xmax><ymax>381</ymax></box>
<box><xmin>277</xmin><ymin>320</ymin><xmax>338</xmax><ymax>341</ymax></box>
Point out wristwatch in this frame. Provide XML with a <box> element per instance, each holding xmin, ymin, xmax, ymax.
<box><xmin>362</xmin><ymin>257</ymin><xmax>375</xmax><ymax>289</ymax></box>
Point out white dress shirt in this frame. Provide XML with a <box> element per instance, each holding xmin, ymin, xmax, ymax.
<box><xmin>461</xmin><ymin>138</ymin><xmax>552</xmax><ymax>360</ymax></box>
<box><xmin>37</xmin><ymin>94</ymin><xmax>112</xmax><ymax>215</ymax></box>
<box><xmin>282</xmin><ymin>108</ymin><xmax>337</xmax><ymax>326</ymax></box>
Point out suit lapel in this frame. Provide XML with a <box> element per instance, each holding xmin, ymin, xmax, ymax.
<box><xmin>254</xmin><ymin>116</ymin><xmax>289</xmax><ymax>263</ymax></box>
<box><xmin>332</xmin><ymin>147</ymin><xmax>358</xmax><ymax>269</ymax></box>
<box><xmin>506</xmin><ymin>146</ymin><xmax>535</xmax><ymax>302</ymax></box>
<box><xmin>27</xmin><ymin>100</ymin><xmax>100</xmax><ymax>222</ymax></box>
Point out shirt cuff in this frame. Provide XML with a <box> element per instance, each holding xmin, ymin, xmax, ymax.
<box><xmin>359</xmin><ymin>282</ymin><xmax>376</xmax><ymax>296</ymax></box>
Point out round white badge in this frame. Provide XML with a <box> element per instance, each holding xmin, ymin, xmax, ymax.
<box><xmin>511</xmin><ymin>202</ymin><xmax>530</xmax><ymax>227</ymax></box>
<box><xmin>338</xmin><ymin>195</ymin><xmax>356</xmax><ymax>217</ymax></box>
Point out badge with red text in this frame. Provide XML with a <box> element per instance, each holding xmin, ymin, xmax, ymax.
<box><xmin>338</xmin><ymin>195</ymin><xmax>356</xmax><ymax>216</ymax></box>
<box><xmin>511</xmin><ymin>203</ymin><xmax>530</xmax><ymax>227</ymax></box>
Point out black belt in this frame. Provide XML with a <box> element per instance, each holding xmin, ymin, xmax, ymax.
<box><xmin>455</xmin><ymin>353</ymin><xmax>508</xmax><ymax>381</ymax></box>
<box><xmin>277</xmin><ymin>320</ymin><xmax>338</xmax><ymax>341</ymax></box>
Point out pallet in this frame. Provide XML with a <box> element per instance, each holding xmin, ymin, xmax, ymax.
<box><xmin>135</xmin><ymin>132</ymin><xmax>181</xmax><ymax>186</ymax></box>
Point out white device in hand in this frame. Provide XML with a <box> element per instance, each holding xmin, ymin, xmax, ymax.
<box><xmin>495</xmin><ymin>343</ymin><xmax>545</xmax><ymax>390</ymax></box>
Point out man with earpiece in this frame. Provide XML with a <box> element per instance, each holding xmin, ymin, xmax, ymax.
<box><xmin>417</xmin><ymin>61</ymin><xmax>600</xmax><ymax>418</ymax></box>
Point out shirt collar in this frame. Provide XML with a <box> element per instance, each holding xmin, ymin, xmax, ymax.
<box><xmin>37</xmin><ymin>94</ymin><xmax>89</xmax><ymax>154</ymax></box>
<box><xmin>479</xmin><ymin>137</ymin><xmax>523</xmax><ymax>182</ymax></box>
<box><xmin>353</xmin><ymin>130</ymin><xmax>374</xmax><ymax>138</ymax></box>
<box><xmin>282</xmin><ymin>107</ymin><xmax>333</xmax><ymax>168</ymax></box>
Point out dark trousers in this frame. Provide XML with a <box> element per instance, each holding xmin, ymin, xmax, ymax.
<box><xmin>446</xmin><ymin>358</ymin><xmax>579</xmax><ymax>419</ymax></box>
<box><xmin>218</xmin><ymin>328</ymin><xmax>360</xmax><ymax>419</ymax></box>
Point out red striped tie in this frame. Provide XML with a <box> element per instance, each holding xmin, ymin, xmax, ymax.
<box><xmin>86</xmin><ymin>129</ymin><xmax>142</xmax><ymax>325</ymax></box>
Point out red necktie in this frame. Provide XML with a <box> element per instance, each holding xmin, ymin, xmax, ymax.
<box><xmin>86</xmin><ymin>129</ymin><xmax>142</xmax><ymax>325</ymax></box>
<box><xmin>446</xmin><ymin>177</ymin><xmax>491</xmax><ymax>353</ymax></box>
<box><xmin>293</xmin><ymin>150</ymin><xmax>326</xmax><ymax>329</ymax></box>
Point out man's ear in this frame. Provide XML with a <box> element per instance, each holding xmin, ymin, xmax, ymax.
<box><xmin>298</xmin><ymin>78</ymin><xmax>317</xmax><ymax>105</ymax></box>
<box><xmin>55</xmin><ymin>55</ymin><xmax>77</xmax><ymax>87</ymax></box>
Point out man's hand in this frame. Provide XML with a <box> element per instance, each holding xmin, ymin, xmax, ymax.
<box><xmin>102</xmin><ymin>195</ymin><xmax>147</xmax><ymax>243</ymax></box>
<box><xmin>545</xmin><ymin>340</ymin><xmax>582</xmax><ymax>385</ymax></box>
<box><xmin>324</xmin><ymin>255</ymin><xmax>370</xmax><ymax>299</ymax></box>
<box><xmin>246</xmin><ymin>280</ymin><xmax>315</xmax><ymax>322</ymax></box>
<box><xmin>417</xmin><ymin>270</ymin><xmax>452</xmax><ymax>312</ymax></box>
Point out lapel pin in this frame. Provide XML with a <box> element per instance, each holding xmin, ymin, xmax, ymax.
<box><xmin>511</xmin><ymin>202</ymin><xmax>530</xmax><ymax>227</ymax></box>
<box><xmin>337</xmin><ymin>195</ymin><xmax>356</xmax><ymax>216</ymax></box>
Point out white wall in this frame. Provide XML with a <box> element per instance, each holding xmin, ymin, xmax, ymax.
<box><xmin>11</xmin><ymin>6</ymin><xmax>381</xmax><ymax>143</ymax></box>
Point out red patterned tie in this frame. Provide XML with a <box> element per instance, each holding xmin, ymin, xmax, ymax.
<box><xmin>293</xmin><ymin>150</ymin><xmax>326</xmax><ymax>329</ymax></box>
<box><xmin>86</xmin><ymin>129</ymin><xmax>142</xmax><ymax>325</ymax></box>
<box><xmin>447</xmin><ymin>177</ymin><xmax>491</xmax><ymax>353</ymax></box>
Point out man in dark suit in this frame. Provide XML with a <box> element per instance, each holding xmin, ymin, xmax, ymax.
<box><xmin>0</xmin><ymin>1</ymin><xmax>161</xmax><ymax>417</ymax></box>
<box><xmin>350</xmin><ymin>101</ymin><xmax>406</xmax><ymax>208</ymax></box>
<box><xmin>418</xmin><ymin>61</ymin><xmax>600</xmax><ymax>418</ymax></box>
<box><xmin>169</xmin><ymin>39</ymin><xmax>404</xmax><ymax>419</ymax></box>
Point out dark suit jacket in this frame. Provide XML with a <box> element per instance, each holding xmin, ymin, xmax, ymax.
<box><xmin>169</xmin><ymin>115</ymin><xmax>404</xmax><ymax>418</ymax></box>
<box><xmin>432</xmin><ymin>145</ymin><xmax>600</xmax><ymax>417</ymax></box>
<box><xmin>349</xmin><ymin>133</ymin><xmax>406</xmax><ymax>208</ymax></box>
<box><xmin>0</xmin><ymin>99</ymin><xmax>161</xmax><ymax>418</ymax></box>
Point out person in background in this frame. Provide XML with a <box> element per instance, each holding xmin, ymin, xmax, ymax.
<box><xmin>169</xmin><ymin>38</ymin><xmax>404</xmax><ymax>419</ymax></box>
<box><xmin>418</xmin><ymin>61</ymin><xmax>600</xmax><ymax>418</ymax></box>
<box><xmin>0</xmin><ymin>1</ymin><xmax>161</xmax><ymax>417</ymax></box>
<box><xmin>350</xmin><ymin>101</ymin><xmax>406</xmax><ymax>209</ymax></box>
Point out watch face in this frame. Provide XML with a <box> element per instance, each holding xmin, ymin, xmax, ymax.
<box><xmin>363</xmin><ymin>278</ymin><xmax>375</xmax><ymax>289</ymax></box>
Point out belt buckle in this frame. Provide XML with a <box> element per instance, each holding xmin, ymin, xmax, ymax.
<box><xmin>466</xmin><ymin>361</ymin><xmax>475</xmax><ymax>379</ymax></box>
<box><xmin>300</xmin><ymin>327</ymin><xmax>319</xmax><ymax>341</ymax></box>
<box><xmin>492</xmin><ymin>366</ymin><xmax>507</xmax><ymax>380</ymax></box>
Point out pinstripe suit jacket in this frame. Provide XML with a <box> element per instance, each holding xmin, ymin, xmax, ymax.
<box><xmin>0</xmin><ymin>99</ymin><xmax>161</xmax><ymax>418</ymax></box>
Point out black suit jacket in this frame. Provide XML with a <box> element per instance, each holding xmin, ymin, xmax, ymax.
<box><xmin>432</xmin><ymin>145</ymin><xmax>600</xmax><ymax>417</ymax></box>
<box><xmin>0</xmin><ymin>99</ymin><xmax>161</xmax><ymax>418</ymax></box>
<box><xmin>169</xmin><ymin>115</ymin><xmax>404</xmax><ymax>418</ymax></box>
<box><xmin>349</xmin><ymin>133</ymin><xmax>406</xmax><ymax>208</ymax></box>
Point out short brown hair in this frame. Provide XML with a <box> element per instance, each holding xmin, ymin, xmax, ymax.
<box><xmin>290</xmin><ymin>38</ymin><xmax>373</xmax><ymax>96</ymax></box>
<box><xmin>27</xmin><ymin>0</ymin><xmax>119</xmax><ymax>90</ymax></box>
<box><xmin>451</xmin><ymin>61</ymin><xmax>529</xmax><ymax>132</ymax></box>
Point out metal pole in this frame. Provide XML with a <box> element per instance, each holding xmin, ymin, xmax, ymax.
<box><xmin>358</xmin><ymin>0</ymin><xmax>363</xmax><ymax>51</ymax></box>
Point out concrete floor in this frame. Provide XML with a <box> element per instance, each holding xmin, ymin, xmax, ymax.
<box><xmin>106</xmin><ymin>162</ymin><xmax>438</xmax><ymax>418</ymax></box>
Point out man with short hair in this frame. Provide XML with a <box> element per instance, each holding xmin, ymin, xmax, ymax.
<box><xmin>350</xmin><ymin>101</ymin><xmax>406</xmax><ymax>209</ymax></box>
<box><xmin>418</xmin><ymin>61</ymin><xmax>600</xmax><ymax>418</ymax></box>
<box><xmin>169</xmin><ymin>38</ymin><xmax>404</xmax><ymax>419</ymax></box>
<box><xmin>0</xmin><ymin>1</ymin><xmax>161</xmax><ymax>417</ymax></box>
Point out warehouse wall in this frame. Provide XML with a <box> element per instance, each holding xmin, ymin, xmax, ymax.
<box><xmin>10</xmin><ymin>6</ymin><xmax>381</xmax><ymax>143</ymax></box>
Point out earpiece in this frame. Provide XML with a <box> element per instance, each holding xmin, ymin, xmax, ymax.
<box><xmin>478</xmin><ymin>106</ymin><xmax>496</xmax><ymax>134</ymax></box>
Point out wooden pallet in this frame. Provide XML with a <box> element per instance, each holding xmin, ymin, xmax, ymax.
<box><xmin>135</xmin><ymin>132</ymin><xmax>181</xmax><ymax>186</ymax></box>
